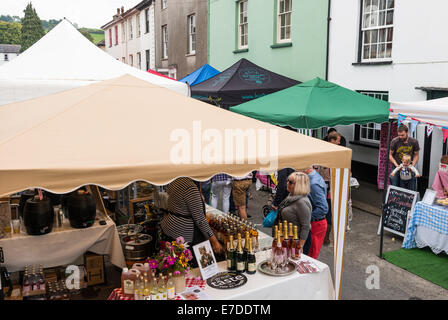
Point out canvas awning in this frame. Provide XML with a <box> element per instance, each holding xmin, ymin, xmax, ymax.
<box><xmin>0</xmin><ymin>19</ymin><xmax>188</xmax><ymax>106</ymax></box>
<box><xmin>231</xmin><ymin>77</ymin><xmax>390</xmax><ymax>129</ymax></box>
<box><xmin>191</xmin><ymin>58</ymin><xmax>300</xmax><ymax>109</ymax></box>
<box><xmin>0</xmin><ymin>74</ymin><xmax>351</xmax><ymax>299</ymax></box>
<box><xmin>179</xmin><ymin>64</ymin><xmax>220</xmax><ymax>86</ymax></box>
<box><xmin>390</xmin><ymin>97</ymin><xmax>448</xmax><ymax>127</ymax></box>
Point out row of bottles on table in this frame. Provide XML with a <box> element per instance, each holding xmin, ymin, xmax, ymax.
<box><xmin>46</xmin><ymin>281</ymin><xmax>70</xmax><ymax>300</ymax></box>
<box><xmin>208</xmin><ymin>213</ymin><xmax>259</xmax><ymax>251</ymax></box>
<box><xmin>226</xmin><ymin>231</ymin><xmax>257</xmax><ymax>275</ymax></box>
<box><xmin>121</xmin><ymin>267</ymin><xmax>175</xmax><ymax>300</ymax></box>
<box><xmin>22</xmin><ymin>265</ymin><xmax>45</xmax><ymax>295</ymax></box>
<box><xmin>272</xmin><ymin>221</ymin><xmax>301</xmax><ymax>262</ymax></box>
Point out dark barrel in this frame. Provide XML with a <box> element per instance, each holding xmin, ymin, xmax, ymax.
<box><xmin>67</xmin><ymin>193</ymin><xmax>96</xmax><ymax>228</ymax></box>
<box><xmin>23</xmin><ymin>197</ymin><xmax>54</xmax><ymax>236</ymax></box>
<box><xmin>19</xmin><ymin>190</ymin><xmax>36</xmax><ymax>219</ymax></box>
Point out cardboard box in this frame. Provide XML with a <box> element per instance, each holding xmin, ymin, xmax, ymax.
<box><xmin>4</xmin><ymin>285</ymin><xmax>22</xmax><ymax>300</ymax></box>
<box><xmin>84</xmin><ymin>252</ymin><xmax>105</xmax><ymax>286</ymax></box>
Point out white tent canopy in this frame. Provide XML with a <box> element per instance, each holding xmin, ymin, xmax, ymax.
<box><xmin>390</xmin><ymin>97</ymin><xmax>448</xmax><ymax>127</ymax></box>
<box><xmin>0</xmin><ymin>19</ymin><xmax>188</xmax><ymax>106</ymax></box>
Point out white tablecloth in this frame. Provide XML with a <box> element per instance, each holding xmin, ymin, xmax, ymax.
<box><xmin>189</xmin><ymin>250</ymin><xmax>335</xmax><ymax>300</ymax></box>
<box><xmin>0</xmin><ymin>218</ymin><xmax>126</xmax><ymax>272</ymax></box>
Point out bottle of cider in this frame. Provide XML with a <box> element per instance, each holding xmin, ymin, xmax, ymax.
<box><xmin>167</xmin><ymin>273</ymin><xmax>175</xmax><ymax>300</ymax></box>
<box><xmin>291</xmin><ymin>225</ymin><xmax>301</xmax><ymax>260</ymax></box>
<box><xmin>272</xmin><ymin>225</ymin><xmax>278</xmax><ymax>251</ymax></box>
<box><xmin>243</xmin><ymin>231</ymin><xmax>250</xmax><ymax>265</ymax></box>
<box><xmin>282</xmin><ymin>223</ymin><xmax>290</xmax><ymax>258</ymax></box>
<box><xmin>227</xmin><ymin>234</ymin><xmax>236</xmax><ymax>272</ymax></box>
<box><xmin>236</xmin><ymin>233</ymin><xmax>245</xmax><ymax>274</ymax></box>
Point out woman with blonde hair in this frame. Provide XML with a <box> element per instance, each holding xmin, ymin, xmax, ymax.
<box><xmin>273</xmin><ymin>172</ymin><xmax>312</xmax><ymax>252</ymax></box>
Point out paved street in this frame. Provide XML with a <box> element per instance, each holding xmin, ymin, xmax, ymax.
<box><xmin>247</xmin><ymin>184</ymin><xmax>448</xmax><ymax>300</ymax></box>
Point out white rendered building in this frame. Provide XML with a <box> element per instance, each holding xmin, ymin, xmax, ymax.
<box><xmin>102</xmin><ymin>0</ymin><xmax>156</xmax><ymax>72</ymax></box>
<box><xmin>327</xmin><ymin>0</ymin><xmax>448</xmax><ymax>191</ymax></box>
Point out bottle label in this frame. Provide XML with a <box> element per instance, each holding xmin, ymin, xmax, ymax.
<box><xmin>237</xmin><ymin>262</ymin><xmax>245</xmax><ymax>271</ymax></box>
<box><xmin>227</xmin><ymin>259</ymin><xmax>232</xmax><ymax>269</ymax></box>
<box><xmin>157</xmin><ymin>293</ymin><xmax>163</xmax><ymax>300</ymax></box>
<box><xmin>248</xmin><ymin>263</ymin><xmax>256</xmax><ymax>272</ymax></box>
<box><xmin>167</xmin><ymin>287</ymin><xmax>175</xmax><ymax>299</ymax></box>
<box><xmin>162</xmin><ymin>292</ymin><xmax>167</xmax><ymax>300</ymax></box>
<box><xmin>144</xmin><ymin>295</ymin><xmax>151</xmax><ymax>300</ymax></box>
<box><xmin>151</xmin><ymin>293</ymin><xmax>158</xmax><ymax>300</ymax></box>
<box><xmin>123</xmin><ymin>280</ymin><xmax>134</xmax><ymax>294</ymax></box>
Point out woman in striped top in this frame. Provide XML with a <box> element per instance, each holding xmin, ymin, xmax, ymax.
<box><xmin>161</xmin><ymin>177</ymin><xmax>223</xmax><ymax>254</ymax></box>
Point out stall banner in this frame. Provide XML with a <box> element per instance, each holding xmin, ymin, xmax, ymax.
<box><xmin>377</xmin><ymin>122</ymin><xmax>398</xmax><ymax>190</ymax></box>
<box><xmin>426</xmin><ymin>124</ymin><xmax>434</xmax><ymax>138</ymax></box>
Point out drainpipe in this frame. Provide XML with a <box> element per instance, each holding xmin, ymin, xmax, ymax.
<box><xmin>325</xmin><ymin>0</ymin><xmax>331</xmax><ymax>80</ymax></box>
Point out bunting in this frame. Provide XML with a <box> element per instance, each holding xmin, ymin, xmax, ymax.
<box><xmin>409</xmin><ymin>119</ymin><xmax>419</xmax><ymax>136</ymax></box>
<box><xmin>426</xmin><ymin>124</ymin><xmax>434</xmax><ymax>137</ymax></box>
<box><xmin>443</xmin><ymin>128</ymin><xmax>448</xmax><ymax>143</ymax></box>
<box><xmin>397</xmin><ymin>114</ymin><xmax>407</xmax><ymax>126</ymax></box>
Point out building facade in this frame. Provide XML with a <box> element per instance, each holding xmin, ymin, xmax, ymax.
<box><xmin>154</xmin><ymin>0</ymin><xmax>208</xmax><ymax>79</ymax></box>
<box><xmin>208</xmin><ymin>0</ymin><xmax>330</xmax><ymax>82</ymax></box>
<box><xmin>328</xmin><ymin>0</ymin><xmax>448</xmax><ymax>190</ymax></box>
<box><xmin>0</xmin><ymin>44</ymin><xmax>20</xmax><ymax>66</ymax></box>
<box><xmin>101</xmin><ymin>0</ymin><xmax>156</xmax><ymax>72</ymax></box>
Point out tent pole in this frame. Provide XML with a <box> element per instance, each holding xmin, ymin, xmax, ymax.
<box><xmin>379</xmin><ymin>118</ymin><xmax>393</xmax><ymax>258</ymax></box>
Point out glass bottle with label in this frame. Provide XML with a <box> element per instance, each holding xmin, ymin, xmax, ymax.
<box><xmin>166</xmin><ymin>273</ymin><xmax>175</xmax><ymax>300</ymax></box>
<box><xmin>134</xmin><ymin>275</ymin><xmax>143</xmax><ymax>300</ymax></box>
<box><xmin>288</xmin><ymin>223</ymin><xmax>294</xmax><ymax>247</ymax></box>
<box><xmin>158</xmin><ymin>274</ymin><xmax>167</xmax><ymax>300</ymax></box>
<box><xmin>291</xmin><ymin>225</ymin><xmax>300</xmax><ymax>260</ymax></box>
<box><xmin>272</xmin><ymin>230</ymin><xmax>284</xmax><ymax>272</ymax></box>
<box><xmin>282</xmin><ymin>224</ymin><xmax>290</xmax><ymax>258</ymax></box>
<box><xmin>150</xmin><ymin>272</ymin><xmax>158</xmax><ymax>300</ymax></box>
<box><xmin>243</xmin><ymin>231</ymin><xmax>250</xmax><ymax>268</ymax></box>
<box><xmin>272</xmin><ymin>225</ymin><xmax>278</xmax><ymax>251</ymax></box>
<box><xmin>142</xmin><ymin>277</ymin><xmax>151</xmax><ymax>300</ymax></box>
<box><xmin>226</xmin><ymin>234</ymin><xmax>236</xmax><ymax>272</ymax></box>
<box><xmin>246</xmin><ymin>235</ymin><xmax>257</xmax><ymax>274</ymax></box>
<box><xmin>236</xmin><ymin>233</ymin><xmax>245</xmax><ymax>274</ymax></box>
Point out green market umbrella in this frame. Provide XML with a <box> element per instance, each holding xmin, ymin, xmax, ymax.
<box><xmin>231</xmin><ymin>77</ymin><xmax>390</xmax><ymax>129</ymax></box>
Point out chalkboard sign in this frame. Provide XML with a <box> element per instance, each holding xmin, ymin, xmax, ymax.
<box><xmin>379</xmin><ymin>186</ymin><xmax>419</xmax><ymax>237</ymax></box>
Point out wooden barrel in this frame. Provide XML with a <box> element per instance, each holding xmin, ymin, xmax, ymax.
<box><xmin>23</xmin><ymin>198</ymin><xmax>54</xmax><ymax>235</ymax></box>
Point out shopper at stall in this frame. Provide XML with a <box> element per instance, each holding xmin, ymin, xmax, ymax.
<box><xmin>272</xmin><ymin>168</ymin><xmax>295</xmax><ymax>210</ymax></box>
<box><xmin>389</xmin><ymin>124</ymin><xmax>420</xmax><ymax>187</ymax></box>
<box><xmin>390</xmin><ymin>154</ymin><xmax>420</xmax><ymax>191</ymax></box>
<box><xmin>301</xmin><ymin>167</ymin><xmax>328</xmax><ymax>259</ymax></box>
<box><xmin>210</xmin><ymin>174</ymin><xmax>232</xmax><ymax>214</ymax></box>
<box><xmin>161</xmin><ymin>177</ymin><xmax>223</xmax><ymax>265</ymax></box>
<box><xmin>433</xmin><ymin>155</ymin><xmax>448</xmax><ymax>198</ymax></box>
<box><xmin>324</xmin><ymin>128</ymin><xmax>346</xmax><ymax>147</ymax></box>
<box><xmin>232</xmin><ymin>173</ymin><xmax>253</xmax><ymax>220</ymax></box>
<box><xmin>274</xmin><ymin>172</ymin><xmax>312</xmax><ymax>252</ymax></box>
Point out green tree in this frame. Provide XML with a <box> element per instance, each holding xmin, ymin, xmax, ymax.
<box><xmin>0</xmin><ymin>21</ymin><xmax>22</xmax><ymax>44</ymax></box>
<box><xmin>20</xmin><ymin>3</ymin><xmax>45</xmax><ymax>52</ymax></box>
<box><xmin>79</xmin><ymin>29</ymin><xmax>94</xmax><ymax>43</ymax></box>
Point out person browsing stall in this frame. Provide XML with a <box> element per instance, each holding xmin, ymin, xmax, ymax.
<box><xmin>390</xmin><ymin>154</ymin><xmax>420</xmax><ymax>191</ymax></box>
<box><xmin>389</xmin><ymin>124</ymin><xmax>420</xmax><ymax>187</ymax></box>
<box><xmin>161</xmin><ymin>177</ymin><xmax>223</xmax><ymax>263</ymax></box>
<box><xmin>301</xmin><ymin>167</ymin><xmax>328</xmax><ymax>259</ymax></box>
<box><xmin>274</xmin><ymin>172</ymin><xmax>312</xmax><ymax>253</ymax></box>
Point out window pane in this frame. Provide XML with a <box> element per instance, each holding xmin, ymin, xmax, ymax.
<box><xmin>368</xmin><ymin>129</ymin><xmax>374</xmax><ymax>140</ymax></box>
<box><xmin>379</xmin><ymin>11</ymin><xmax>386</xmax><ymax>26</ymax></box>
<box><xmin>281</xmin><ymin>26</ymin><xmax>286</xmax><ymax>40</ymax></box>
<box><xmin>380</xmin><ymin>0</ymin><xmax>386</xmax><ymax>10</ymax></box>
<box><xmin>371</xmin><ymin>29</ymin><xmax>378</xmax><ymax>44</ymax></box>
<box><xmin>363</xmin><ymin>14</ymin><xmax>370</xmax><ymax>28</ymax></box>
<box><xmin>387</xmin><ymin>0</ymin><xmax>394</xmax><ymax>9</ymax></box>
<box><xmin>285</xmin><ymin>0</ymin><xmax>292</xmax><ymax>12</ymax></box>
<box><xmin>372</xmin><ymin>0</ymin><xmax>379</xmax><ymax>9</ymax></box>
<box><xmin>363</xmin><ymin>45</ymin><xmax>370</xmax><ymax>59</ymax></box>
<box><xmin>364</xmin><ymin>31</ymin><xmax>371</xmax><ymax>44</ymax></box>
<box><xmin>280</xmin><ymin>0</ymin><xmax>285</xmax><ymax>14</ymax></box>
<box><xmin>379</xmin><ymin>28</ymin><xmax>386</xmax><ymax>42</ymax></box>
<box><xmin>371</xmin><ymin>44</ymin><xmax>377</xmax><ymax>58</ymax></box>
<box><xmin>285</xmin><ymin>26</ymin><xmax>291</xmax><ymax>39</ymax></box>
<box><xmin>387</xmin><ymin>27</ymin><xmax>393</xmax><ymax>41</ymax></box>
<box><xmin>364</xmin><ymin>0</ymin><xmax>371</xmax><ymax>11</ymax></box>
<box><xmin>386</xmin><ymin>10</ymin><xmax>394</xmax><ymax>24</ymax></box>
<box><xmin>286</xmin><ymin>13</ymin><xmax>291</xmax><ymax>26</ymax></box>
<box><xmin>386</xmin><ymin>43</ymin><xmax>392</xmax><ymax>57</ymax></box>
<box><xmin>361</xmin><ymin>128</ymin><xmax>367</xmax><ymax>138</ymax></box>
<box><xmin>378</xmin><ymin>43</ymin><xmax>385</xmax><ymax>58</ymax></box>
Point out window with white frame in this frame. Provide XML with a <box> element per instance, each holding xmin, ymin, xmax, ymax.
<box><xmin>162</xmin><ymin>25</ymin><xmax>168</xmax><ymax>59</ymax></box>
<box><xmin>238</xmin><ymin>0</ymin><xmax>248</xmax><ymax>49</ymax></box>
<box><xmin>145</xmin><ymin>8</ymin><xmax>150</xmax><ymax>33</ymax></box>
<box><xmin>129</xmin><ymin>19</ymin><xmax>133</xmax><ymax>39</ymax></box>
<box><xmin>129</xmin><ymin>54</ymin><xmax>133</xmax><ymax>67</ymax></box>
<box><xmin>114</xmin><ymin>25</ymin><xmax>118</xmax><ymax>45</ymax></box>
<box><xmin>188</xmin><ymin>14</ymin><xmax>196</xmax><ymax>54</ymax></box>
<box><xmin>354</xmin><ymin>91</ymin><xmax>389</xmax><ymax>144</ymax></box>
<box><xmin>361</xmin><ymin>0</ymin><xmax>394</xmax><ymax>61</ymax></box>
<box><xmin>277</xmin><ymin>0</ymin><xmax>292</xmax><ymax>42</ymax></box>
<box><xmin>162</xmin><ymin>0</ymin><xmax>167</xmax><ymax>10</ymax></box>
<box><xmin>122</xmin><ymin>57</ymin><xmax>126</xmax><ymax>63</ymax></box>
<box><xmin>137</xmin><ymin>52</ymin><xmax>141</xmax><ymax>69</ymax></box>
<box><xmin>136</xmin><ymin>14</ymin><xmax>141</xmax><ymax>37</ymax></box>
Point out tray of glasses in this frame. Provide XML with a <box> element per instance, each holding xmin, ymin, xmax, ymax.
<box><xmin>257</xmin><ymin>259</ymin><xmax>297</xmax><ymax>277</ymax></box>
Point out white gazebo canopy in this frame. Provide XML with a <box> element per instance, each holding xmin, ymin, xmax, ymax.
<box><xmin>390</xmin><ymin>97</ymin><xmax>448</xmax><ymax>127</ymax></box>
<box><xmin>0</xmin><ymin>19</ymin><xmax>188</xmax><ymax>106</ymax></box>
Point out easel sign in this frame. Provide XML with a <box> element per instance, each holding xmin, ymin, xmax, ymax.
<box><xmin>378</xmin><ymin>185</ymin><xmax>419</xmax><ymax>238</ymax></box>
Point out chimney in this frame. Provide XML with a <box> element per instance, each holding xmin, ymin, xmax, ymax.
<box><xmin>117</xmin><ymin>8</ymin><xmax>120</xmax><ymax>15</ymax></box>
<box><xmin>121</xmin><ymin>7</ymin><xmax>124</xmax><ymax>14</ymax></box>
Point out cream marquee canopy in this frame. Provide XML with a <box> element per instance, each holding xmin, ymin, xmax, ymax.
<box><xmin>0</xmin><ymin>74</ymin><xmax>351</xmax><ymax>299</ymax></box>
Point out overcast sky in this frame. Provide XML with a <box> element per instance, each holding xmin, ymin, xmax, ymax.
<box><xmin>2</xmin><ymin>0</ymin><xmax>139</xmax><ymax>29</ymax></box>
